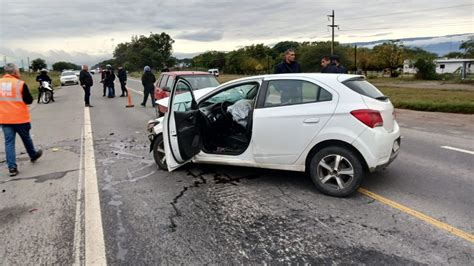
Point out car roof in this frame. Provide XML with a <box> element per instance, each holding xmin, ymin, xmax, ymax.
<box><xmin>162</xmin><ymin>71</ymin><xmax>211</xmax><ymax>76</ymax></box>
<box><xmin>222</xmin><ymin>73</ymin><xmax>364</xmax><ymax>85</ymax></box>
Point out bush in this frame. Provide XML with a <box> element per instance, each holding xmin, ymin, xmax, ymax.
<box><xmin>390</xmin><ymin>70</ymin><xmax>400</xmax><ymax>77</ymax></box>
<box><xmin>414</xmin><ymin>58</ymin><xmax>438</xmax><ymax>80</ymax></box>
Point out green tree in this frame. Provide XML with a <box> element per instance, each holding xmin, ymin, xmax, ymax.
<box><xmin>443</xmin><ymin>52</ymin><xmax>464</xmax><ymax>58</ymax></box>
<box><xmin>272</xmin><ymin>41</ymin><xmax>300</xmax><ymax>55</ymax></box>
<box><xmin>414</xmin><ymin>58</ymin><xmax>438</xmax><ymax>80</ymax></box>
<box><xmin>373</xmin><ymin>40</ymin><xmax>404</xmax><ymax>76</ymax></box>
<box><xmin>460</xmin><ymin>37</ymin><xmax>474</xmax><ymax>58</ymax></box>
<box><xmin>52</xmin><ymin>61</ymin><xmax>80</xmax><ymax>71</ymax></box>
<box><xmin>31</xmin><ymin>58</ymin><xmax>47</xmax><ymax>71</ymax></box>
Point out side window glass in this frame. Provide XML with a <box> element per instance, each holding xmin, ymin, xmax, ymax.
<box><xmin>172</xmin><ymin>79</ymin><xmax>193</xmax><ymax>112</ymax></box>
<box><xmin>159</xmin><ymin>75</ymin><xmax>168</xmax><ymax>88</ymax></box>
<box><xmin>166</xmin><ymin>76</ymin><xmax>174</xmax><ymax>88</ymax></box>
<box><xmin>264</xmin><ymin>80</ymin><xmax>332</xmax><ymax>107</ymax></box>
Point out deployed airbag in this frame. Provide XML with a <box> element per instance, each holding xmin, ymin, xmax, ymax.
<box><xmin>227</xmin><ymin>99</ymin><xmax>253</xmax><ymax>127</ymax></box>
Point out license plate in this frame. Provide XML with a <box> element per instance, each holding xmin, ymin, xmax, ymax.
<box><xmin>392</xmin><ymin>140</ymin><xmax>400</xmax><ymax>152</ymax></box>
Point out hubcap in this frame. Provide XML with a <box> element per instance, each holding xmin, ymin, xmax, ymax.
<box><xmin>317</xmin><ymin>154</ymin><xmax>354</xmax><ymax>190</ymax></box>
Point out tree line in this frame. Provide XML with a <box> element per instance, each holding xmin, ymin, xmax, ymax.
<box><xmin>22</xmin><ymin>33</ymin><xmax>473</xmax><ymax>81</ymax></box>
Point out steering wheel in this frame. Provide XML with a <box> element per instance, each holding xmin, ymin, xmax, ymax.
<box><xmin>220</xmin><ymin>101</ymin><xmax>232</xmax><ymax>120</ymax></box>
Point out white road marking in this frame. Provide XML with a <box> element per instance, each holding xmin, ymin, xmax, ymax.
<box><xmin>84</xmin><ymin>107</ymin><xmax>107</xmax><ymax>265</ymax></box>
<box><xmin>73</xmin><ymin>129</ymin><xmax>85</xmax><ymax>265</ymax></box>
<box><xmin>440</xmin><ymin>146</ymin><xmax>474</xmax><ymax>155</ymax></box>
<box><xmin>128</xmin><ymin>87</ymin><xmax>143</xmax><ymax>95</ymax></box>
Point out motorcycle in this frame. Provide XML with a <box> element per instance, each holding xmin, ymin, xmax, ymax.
<box><xmin>39</xmin><ymin>81</ymin><xmax>54</xmax><ymax>104</ymax></box>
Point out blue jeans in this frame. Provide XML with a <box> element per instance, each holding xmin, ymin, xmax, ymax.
<box><xmin>2</xmin><ymin>123</ymin><xmax>38</xmax><ymax>170</ymax></box>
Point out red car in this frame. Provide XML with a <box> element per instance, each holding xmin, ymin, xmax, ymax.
<box><xmin>154</xmin><ymin>71</ymin><xmax>220</xmax><ymax>116</ymax></box>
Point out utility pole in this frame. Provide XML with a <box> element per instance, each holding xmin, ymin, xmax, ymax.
<box><xmin>327</xmin><ymin>10</ymin><xmax>339</xmax><ymax>55</ymax></box>
<box><xmin>3</xmin><ymin>56</ymin><xmax>6</xmax><ymax>67</ymax></box>
<box><xmin>21</xmin><ymin>59</ymin><xmax>24</xmax><ymax>71</ymax></box>
<box><xmin>27</xmin><ymin>57</ymin><xmax>30</xmax><ymax>72</ymax></box>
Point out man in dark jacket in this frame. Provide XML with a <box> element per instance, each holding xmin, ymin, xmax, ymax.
<box><xmin>274</xmin><ymin>49</ymin><xmax>301</xmax><ymax>74</ymax></box>
<box><xmin>36</xmin><ymin>68</ymin><xmax>54</xmax><ymax>103</ymax></box>
<box><xmin>323</xmin><ymin>55</ymin><xmax>348</xmax><ymax>74</ymax></box>
<box><xmin>79</xmin><ymin>65</ymin><xmax>93</xmax><ymax>107</ymax></box>
<box><xmin>321</xmin><ymin>55</ymin><xmax>339</xmax><ymax>73</ymax></box>
<box><xmin>100</xmin><ymin>66</ymin><xmax>107</xmax><ymax>97</ymax></box>
<box><xmin>104</xmin><ymin>64</ymin><xmax>116</xmax><ymax>98</ymax></box>
<box><xmin>141</xmin><ymin>66</ymin><xmax>156</xmax><ymax>107</ymax></box>
<box><xmin>117</xmin><ymin>66</ymin><xmax>128</xmax><ymax>97</ymax></box>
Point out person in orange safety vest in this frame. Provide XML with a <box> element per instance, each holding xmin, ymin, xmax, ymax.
<box><xmin>0</xmin><ymin>63</ymin><xmax>43</xmax><ymax>176</ymax></box>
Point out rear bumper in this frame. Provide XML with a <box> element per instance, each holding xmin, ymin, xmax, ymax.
<box><xmin>352</xmin><ymin>121</ymin><xmax>401</xmax><ymax>172</ymax></box>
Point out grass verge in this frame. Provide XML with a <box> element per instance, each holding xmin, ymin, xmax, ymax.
<box><xmin>379</xmin><ymin>87</ymin><xmax>474</xmax><ymax>114</ymax></box>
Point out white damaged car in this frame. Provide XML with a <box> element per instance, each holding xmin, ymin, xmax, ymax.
<box><xmin>147</xmin><ymin>74</ymin><xmax>400</xmax><ymax>197</ymax></box>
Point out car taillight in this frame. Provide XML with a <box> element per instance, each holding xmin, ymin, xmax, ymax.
<box><xmin>351</xmin><ymin>109</ymin><xmax>383</xmax><ymax>128</ymax></box>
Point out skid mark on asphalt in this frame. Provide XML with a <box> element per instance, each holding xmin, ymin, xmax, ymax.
<box><xmin>358</xmin><ymin>188</ymin><xmax>474</xmax><ymax>244</ymax></box>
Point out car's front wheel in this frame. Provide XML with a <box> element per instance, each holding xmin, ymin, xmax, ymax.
<box><xmin>153</xmin><ymin>134</ymin><xmax>168</xmax><ymax>170</ymax></box>
<box><xmin>309</xmin><ymin>146</ymin><xmax>364</xmax><ymax>197</ymax></box>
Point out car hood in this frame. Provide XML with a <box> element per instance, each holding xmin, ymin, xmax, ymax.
<box><xmin>156</xmin><ymin>86</ymin><xmax>217</xmax><ymax>107</ymax></box>
<box><xmin>61</xmin><ymin>75</ymin><xmax>77</xmax><ymax>79</ymax></box>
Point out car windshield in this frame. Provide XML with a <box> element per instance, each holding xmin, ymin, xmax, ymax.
<box><xmin>62</xmin><ymin>72</ymin><xmax>75</xmax><ymax>76</ymax></box>
<box><xmin>206</xmin><ymin>83</ymin><xmax>258</xmax><ymax>104</ymax></box>
<box><xmin>343</xmin><ymin>78</ymin><xmax>386</xmax><ymax>100</ymax></box>
<box><xmin>180</xmin><ymin>75</ymin><xmax>219</xmax><ymax>90</ymax></box>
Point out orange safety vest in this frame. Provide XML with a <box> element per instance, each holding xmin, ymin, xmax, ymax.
<box><xmin>0</xmin><ymin>74</ymin><xmax>31</xmax><ymax>124</ymax></box>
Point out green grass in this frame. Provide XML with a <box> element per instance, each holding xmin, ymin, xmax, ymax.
<box><xmin>19</xmin><ymin>72</ymin><xmax>61</xmax><ymax>98</ymax></box>
<box><xmin>379</xmin><ymin>87</ymin><xmax>474</xmax><ymax>114</ymax></box>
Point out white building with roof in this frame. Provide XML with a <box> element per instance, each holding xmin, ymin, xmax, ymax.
<box><xmin>434</xmin><ymin>58</ymin><xmax>473</xmax><ymax>79</ymax></box>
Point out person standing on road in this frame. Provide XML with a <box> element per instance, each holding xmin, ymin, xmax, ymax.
<box><xmin>274</xmin><ymin>49</ymin><xmax>302</xmax><ymax>103</ymax></box>
<box><xmin>332</xmin><ymin>55</ymin><xmax>348</xmax><ymax>74</ymax></box>
<box><xmin>321</xmin><ymin>55</ymin><xmax>339</xmax><ymax>74</ymax></box>
<box><xmin>141</xmin><ymin>66</ymin><xmax>156</xmax><ymax>107</ymax></box>
<box><xmin>104</xmin><ymin>64</ymin><xmax>116</xmax><ymax>98</ymax></box>
<box><xmin>117</xmin><ymin>66</ymin><xmax>128</xmax><ymax>97</ymax></box>
<box><xmin>101</xmin><ymin>65</ymin><xmax>107</xmax><ymax>97</ymax></box>
<box><xmin>79</xmin><ymin>65</ymin><xmax>93</xmax><ymax>107</ymax></box>
<box><xmin>0</xmin><ymin>63</ymin><xmax>43</xmax><ymax>176</ymax></box>
<box><xmin>274</xmin><ymin>49</ymin><xmax>301</xmax><ymax>74</ymax></box>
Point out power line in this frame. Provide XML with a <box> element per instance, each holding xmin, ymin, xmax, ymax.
<box><xmin>338</xmin><ymin>4</ymin><xmax>473</xmax><ymax>21</ymax></box>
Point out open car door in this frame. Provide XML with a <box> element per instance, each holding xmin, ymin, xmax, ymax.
<box><xmin>163</xmin><ymin>78</ymin><xmax>202</xmax><ymax>171</ymax></box>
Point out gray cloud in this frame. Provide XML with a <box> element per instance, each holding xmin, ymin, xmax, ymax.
<box><xmin>1</xmin><ymin>0</ymin><xmax>472</xmax><ymax>58</ymax></box>
<box><xmin>175</xmin><ymin>30</ymin><xmax>223</xmax><ymax>42</ymax></box>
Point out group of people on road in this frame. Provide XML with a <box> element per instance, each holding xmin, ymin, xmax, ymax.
<box><xmin>1</xmin><ymin>50</ymin><xmax>347</xmax><ymax>177</ymax></box>
<box><xmin>274</xmin><ymin>49</ymin><xmax>348</xmax><ymax>74</ymax></box>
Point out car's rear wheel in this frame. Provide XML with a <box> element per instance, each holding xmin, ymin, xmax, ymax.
<box><xmin>309</xmin><ymin>146</ymin><xmax>363</xmax><ymax>197</ymax></box>
<box><xmin>153</xmin><ymin>134</ymin><xmax>168</xmax><ymax>170</ymax></box>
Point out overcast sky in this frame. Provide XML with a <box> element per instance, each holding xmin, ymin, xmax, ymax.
<box><xmin>1</xmin><ymin>0</ymin><xmax>473</xmax><ymax>66</ymax></box>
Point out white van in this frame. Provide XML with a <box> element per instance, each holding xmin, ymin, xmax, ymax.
<box><xmin>208</xmin><ymin>68</ymin><xmax>219</xmax><ymax>77</ymax></box>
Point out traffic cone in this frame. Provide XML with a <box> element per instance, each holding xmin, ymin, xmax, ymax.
<box><xmin>126</xmin><ymin>87</ymin><xmax>134</xmax><ymax>108</ymax></box>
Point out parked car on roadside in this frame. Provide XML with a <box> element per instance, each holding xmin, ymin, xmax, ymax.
<box><xmin>60</xmin><ymin>71</ymin><xmax>79</xmax><ymax>86</ymax></box>
<box><xmin>154</xmin><ymin>71</ymin><xmax>220</xmax><ymax>117</ymax></box>
<box><xmin>208</xmin><ymin>68</ymin><xmax>219</xmax><ymax>77</ymax></box>
<box><xmin>147</xmin><ymin>73</ymin><xmax>401</xmax><ymax>197</ymax></box>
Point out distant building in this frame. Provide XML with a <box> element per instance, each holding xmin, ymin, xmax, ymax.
<box><xmin>403</xmin><ymin>58</ymin><xmax>473</xmax><ymax>79</ymax></box>
<box><xmin>403</xmin><ymin>59</ymin><xmax>417</xmax><ymax>74</ymax></box>
<box><xmin>434</xmin><ymin>58</ymin><xmax>473</xmax><ymax>76</ymax></box>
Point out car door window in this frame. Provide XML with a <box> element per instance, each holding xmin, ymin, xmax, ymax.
<box><xmin>264</xmin><ymin>80</ymin><xmax>332</xmax><ymax>107</ymax></box>
<box><xmin>159</xmin><ymin>75</ymin><xmax>168</xmax><ymax>88</ymax></box>
<box><xmin>173</xmin><ymin>79</ymin><xmax>193</xmax><ymax>112</ymax></box>
<box><xmin>166</xmin><ymin>76</ymin><xmax>174</xmax><ymax>88</ymax></box>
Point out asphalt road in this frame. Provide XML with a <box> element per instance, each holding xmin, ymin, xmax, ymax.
<box><xmin>0</xmin><ymin>76</ymin><xmax>473</xmax><ymax>264</ymax></box>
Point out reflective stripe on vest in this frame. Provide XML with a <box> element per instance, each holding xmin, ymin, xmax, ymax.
<box><xmin>0</xmin><ymin>80</ymin><xmax>22</xmax><ymax>101</ymax></box>
<box><xmin>0</xmin><ymin>76</ymin><xmax>30</xmax><ymax>124</ymax></box>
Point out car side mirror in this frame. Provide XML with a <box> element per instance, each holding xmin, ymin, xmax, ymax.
<box><xmin>162</xmin><ymin>86</ymin><xmax>170</xmax><ymax>92</ymax></box>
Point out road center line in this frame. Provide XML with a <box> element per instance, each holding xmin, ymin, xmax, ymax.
<box><xmin>440</xmin><ymin>146</ymin><xmax>474</xmax><ymax>155</ymax></box>
<box><xmin>358</xmin><ymin>188</ymin><xmax>474</xmax><ymax>244</ymax></box>
<box><xmin>73</xmin><ymin>129</ymin><xmax>85</xmax><ymax>265</ymax></box>
<box><xmin>127</xmin><ymin>87</ymin><xmax>143</xmax><ymax>95</ymax></box>
<box><xmin>84</xmin><ymin>107</ymin><xmax>107</xmax><ymax>264</ymax></box>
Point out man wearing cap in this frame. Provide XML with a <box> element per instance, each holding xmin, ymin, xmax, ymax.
<box><xmin>141</xmin><ymin>66</ymin><xmax>156</xmax><ymax>107</ymax></box>
<box><xmin>0</xmin><ymin>63</ymin><xmax>43</xmax><ymax>176</ymax></box>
